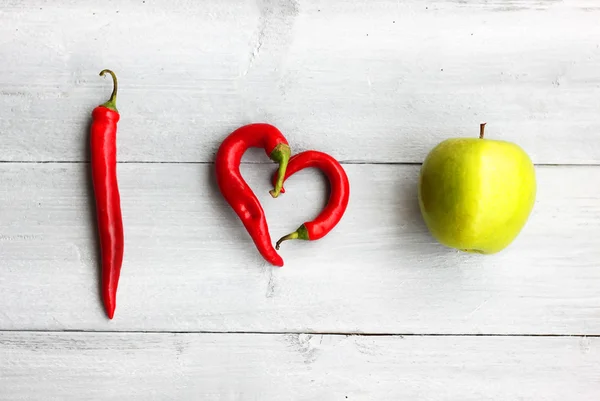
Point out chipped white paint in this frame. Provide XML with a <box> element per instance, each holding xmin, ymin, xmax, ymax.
<box><xmin>1</xmin><ymin>332</ymin><xmax>599</xmax><ymax>400</ymax></box>
<box><xmin>0</xmin><ymin>0</ymin><xmax>600</xmax><ymax>163</ymax></box>
<box><xmin>1</xmin><ymin>0</ymin><xmax>600</xmax><ymax>399</ymax></box>
<box><xmin>1</xmin><ymin>163</ymin><xmax>599</xmax><ymax>333</ymax></box>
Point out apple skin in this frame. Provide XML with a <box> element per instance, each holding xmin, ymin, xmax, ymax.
<box><xmin>418</xmin><ymin>137</ymin><xmax>536</xmax><ymax>254</ymax></box>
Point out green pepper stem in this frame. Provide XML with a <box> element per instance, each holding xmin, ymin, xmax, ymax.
<box><xmin>269</xmin><ymin>143</ymin><xmax>291</xmax><ymax>198</ymax></box>
<box><xmin>99</xmin><ymin>69</ymin><xmax>118</xmax><ymax>112</ymax></box>
<box><xmin>275</xmin><ymin>224</ymin><xmax>309</xmax><ymax>250</ymax></box>
<box><xmin>276</xmin><ymin>232</ymin><xmax>298</xmax><ymax>250</ymax></box>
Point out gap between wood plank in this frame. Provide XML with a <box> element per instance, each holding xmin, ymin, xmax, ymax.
<box><xmin>0</xmin><ymin>329</ymin><xmax>598</xmax><ymax>337</ymax></box>
<box><xmin>1</xmin><ymin>161</ymin><xmax>599</xmax><ymax>167</ymax></box>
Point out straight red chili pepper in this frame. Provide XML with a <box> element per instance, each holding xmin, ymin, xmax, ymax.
<box><xmin>215</xmin><ymin>123</ymin><xmax>291</xmax><ymax>266</ymax></box>
<box><xmin>90</xmin><ymin>69</ymin><xmax>124</xmax><ymax>319</ymax></box>
<box><xmin>272</xmin><ymin>150</ymin><xmax>350</xmax><ymax>249</ymax></box>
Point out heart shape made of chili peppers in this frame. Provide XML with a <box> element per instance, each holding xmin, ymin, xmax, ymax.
<box><xmin>215</xmin><ymin>123</ymin><xmax>349</xmax><ymax>267</ymax></box>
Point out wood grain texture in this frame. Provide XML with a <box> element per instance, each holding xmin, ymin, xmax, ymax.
<box><xmin>1</xmin><ymin>163</ymin><xmax>598</xmax><ymax>334</ymax></box>
<box><xmin>1</xmin><ymin>0</ymin><xmax>600</xmax><ymax>163</ymax></box>
<box><xmin>1</xmin><ymin>332</ymin><xmax>598</xmax><ymax>401</ymax></box>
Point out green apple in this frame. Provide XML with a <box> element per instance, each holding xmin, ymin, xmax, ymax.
<box><xmin>418</xmin><ymin>123</ymin><xmax>536</xmax><ymax>254</ymax></box>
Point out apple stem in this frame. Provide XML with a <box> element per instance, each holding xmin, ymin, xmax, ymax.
<box><xmin>479</xmin><ymin>123</ymin><xmax>486</xmax><ymax>139</ymax></box>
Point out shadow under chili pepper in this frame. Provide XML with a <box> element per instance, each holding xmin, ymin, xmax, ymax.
<box><xmin>83</xmin><ymin>118</ymin><xmax>103</xmax><ymax>310</ymax></box>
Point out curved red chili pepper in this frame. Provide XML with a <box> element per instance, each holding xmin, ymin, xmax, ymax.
<box><xmin>272</xmin><ymin>150</ymin><xmax>350</xmax><ymax>249</ymax></box>
<box><xmin>215</xmin><ymin>123</ymin><xmax>291</xmax><ymax>266</ymax></box>
<box><xmin>90</xmin><ymin>69</ymin><xmax>124</xmax><ymax>319</ymax></box>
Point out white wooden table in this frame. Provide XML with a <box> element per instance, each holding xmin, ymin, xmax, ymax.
<box><xmin>1</xmin><ymin>1</ymin><xmax>599</xmax><ymax>399</ymax></box>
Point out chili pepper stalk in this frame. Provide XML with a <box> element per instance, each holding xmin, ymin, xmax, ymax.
<box><xmin>99</xmin><ymin>69</ymin><xmax>118</xmax><ymax>111</ymax></box>
<box><xmin>269</xmin><ymin>143</ymin><xmax>291</xmax><ymax>198</ymax></box>
<box><xmin>276</xmin><ymin>224</ymin><xmax>309</xmax><ymax>249</ymax></box>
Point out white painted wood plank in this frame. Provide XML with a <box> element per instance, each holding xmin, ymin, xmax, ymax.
<box><xmin>1</xmin><ymin>332</ymin><xmax>598</xmax><ymax>400</ymax></box>
<box><xmin>1</xmin><ymin>0</ymin><xmax>600</xmax><ymax>163</ymax></box>
<box><xmin>1</xmin><ymin>163</ymin><xmax>599</xmax><ymax>333</ymax></box>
